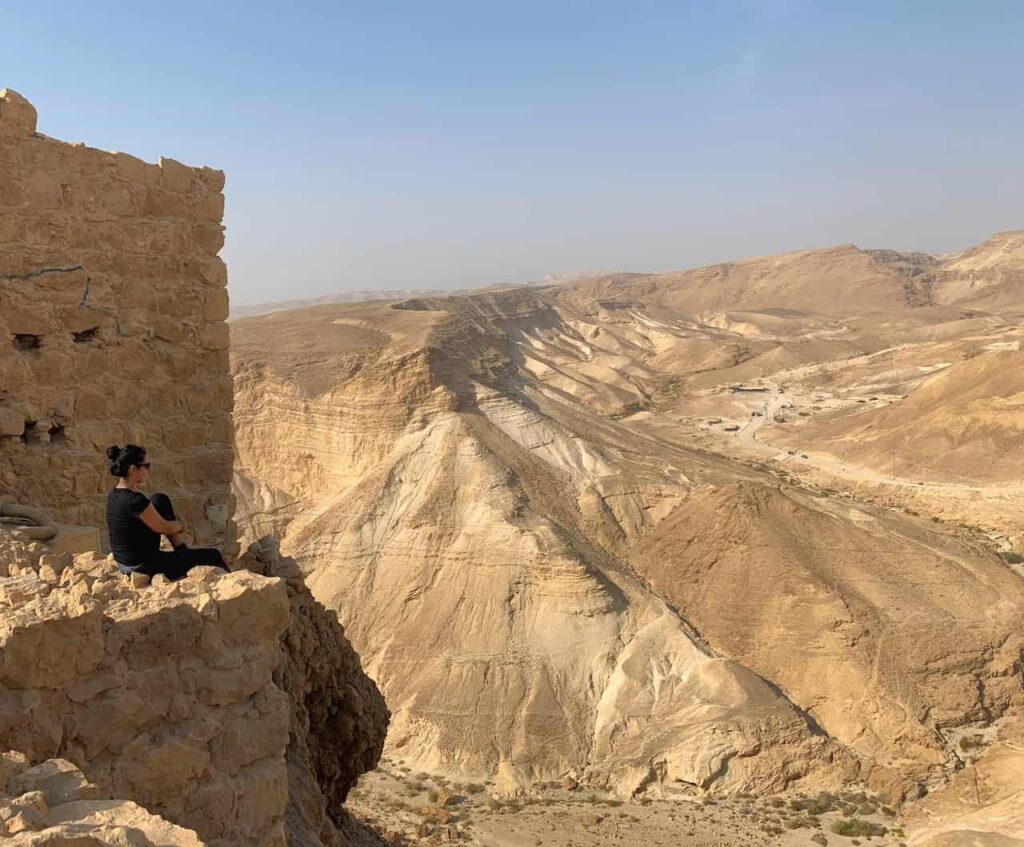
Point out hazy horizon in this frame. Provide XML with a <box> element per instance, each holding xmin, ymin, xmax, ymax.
<box><xmin>5</xmin><ymin>1</ymin><xmax>1021</xmax><ymax>306</ymax></box>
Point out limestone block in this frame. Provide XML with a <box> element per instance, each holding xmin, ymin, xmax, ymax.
<box><xmin>197</xmin><ymin>257</ymin><xmax>227</xmax><ymax>288</ymax></box>
<box><xmin>193</xmin><ymin>192</ymin><xmax>224</xmax><ymax>223</ymax></box>
<box><xmin>198</xmin><ymin>323</ymin><xmax>230</xmax><ymax>351</ymax></box>
<box><xmin>1</xmin><ymin>751</ymin><xmax>31</xmax><ymax>788</ymax></box>
<box><xmin>20</xmin><ymin>170</ymin><xmax>63</xmax><ymax>210</ymax></box>
<box><xmin>107</xmin><ymin>604</ymin><xmax>204</xmax><ymax>672</ymax></box>
<box><xmin>0</xmin><ymin>688</ymin><xmax>67</xmax><ymax>760</ymax></box>
<box><xmin>0</xmin><ymin>576</ymin><xmax>51</xmax><ymax>608</ymax></box>
<box><xmin>201</xmin><ymin>288</ymin><xmax>229</xmax><ymax>322</ymax></box>
<box><xmin>208</xmin><ymin>693</ymin><xmax>289</xmax><ymax>770</ymax></box>
<box><xmin>0</xmin><ymin>89</ymin><xmax>37</xmax><ymax>138</ymax></box>
<box><xmin>73</xmin><ymin>389</ymin><xmax>108</xmax><ymax>420</ymax></box>
<box><xmin>229</xmin><ymin>757</ymin><xmax>288</xmax><ymax>841</ymax></box>
<box><xmin>151</xmin><ymin>315</ymin><xmax>186</xmax><ymax>344</ymax></box>
<box><xmin>196</xmin><ymin>168</ymin><xmax>225</xmax><ymax>193</ymax></box>
<box><xmin>1</xmin><ymin>789</ymin><xmax>48</xmax><ymax>833</ymax></box>
<box><xmin>108</xmin><ymin>730</ymin><xmax>210</xmax><ymax>812</ymax></box>
<box><xmin>193</xmin><ymin>224</ymin><xmax>225</xmax><ymax>257</ymax></box>
<box><xmin>143</xmin><ymin>188</ymin><xmax>189</xmax><ymax>219</ymax></box>
<box><xmin>0</xmin><ymin>599</ymin><xmax>103</xmax><ymax>689</ymax></box>
<box><xmin>158</xmin><ymin>158</ymin><xmax>195</xmax><ymax>193</ymax></box>
<box><xmin>0</xmin><ymin>170</ymin><xmax>25</xmax><ymax>205</ymax></box>
<box><xmin>113</xmin><ymin>152</ymin><xmax>159</xmax><ymax>185</ymax></box>
<box><xmin>0</xmin><ymin>406</ymin><xmax>24</xmax><ymax>438</ymax></box>
<box><xmin>4</xmin><ymin>307</ymin><xmax>60</xmax><ymax>337</ymax></box>
<box><xmin>208</xmin><ymin>574</ymin><xmax>290</xmax><ymax>648</ymax></box>
<box><xmin>8</xmin><ymin>759</ymin><xmax>100</xmax><ymax>806</ymax></box>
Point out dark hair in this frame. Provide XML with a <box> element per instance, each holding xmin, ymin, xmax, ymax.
<box><xmin>106</xmin><ymin>444</ymin><xmax>147</xmax><ymax>478</ymax></box>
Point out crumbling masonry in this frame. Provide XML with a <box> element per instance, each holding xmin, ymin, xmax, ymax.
<box><xmin>0</xmin><ymin>89</ymin><xmax>233</xmax><ymax>547</ymax></box>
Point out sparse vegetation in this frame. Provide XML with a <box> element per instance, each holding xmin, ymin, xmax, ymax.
<box><xmin>959</xmin><ymin>733</ymin><xmax>985</xmax><ymax>751</ymax></box>
<box><xmin>830</xmin><ymin>818</ymin><xmax>887</xmax><ymax>838</ymax></box>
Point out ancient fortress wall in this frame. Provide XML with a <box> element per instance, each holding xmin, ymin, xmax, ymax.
<box><xmin>0</xmin><ymin>89</ymin><xmax>233</xmax><ymax>547</ymax></box>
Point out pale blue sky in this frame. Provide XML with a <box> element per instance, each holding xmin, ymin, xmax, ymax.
<box><xmin>3</xmin><ymin>1</ymin><xmax>1021</xmax><ymax>304</ymax></box>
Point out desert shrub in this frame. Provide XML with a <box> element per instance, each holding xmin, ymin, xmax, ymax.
<box><xmin>465</xmin><ymin>783</ymin><xmax>485</xmax><ymax>794</ymax></box>
<box><xmin>791</xmin><ymin>795</ymin><xmax>835</xmax><ymax>815</ymax></box>
<box><xmin>830</xmin><ymin>818</ymin><xmax>887</xmax><ymax>837</ymax></box>
<box><xmin>427</xmin><ymin>790</ymin><xmax>439</xmax><ymax>803</ymax></box>
<box><xmin>855</xmin><ymin>801</ymin><xmax>877</xmax><ymax>815</ymax></box>
<box><xmin>1001</xmin><ymin>551</ymin><xmax>1024</xmax><ymax>564</ymax></box>
<box><xmin>960</xmin><ymin>734</ymin><xmax>985</xmax><ymax>750</ymax></box>
<box><xmin>766</xmin><ymin>797</ymin><xmax>785</xmax><ymax>808</ymax></box>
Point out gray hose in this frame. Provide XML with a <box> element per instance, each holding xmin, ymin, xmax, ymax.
<box><xmin>0</xmin><ymin>499</ymin><xmax>58</xmax><ymax>541</ymax></box>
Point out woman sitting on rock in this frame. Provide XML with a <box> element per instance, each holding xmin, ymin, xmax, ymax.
<box><xmin>105</xmin><ymin>444</ymin><xmax>226</xmax><ymax>580</ymax></box>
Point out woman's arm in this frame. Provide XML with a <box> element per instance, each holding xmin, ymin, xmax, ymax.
<box><xmin>138</xmin><ymin>504</ymin><xmax>183</xmax><ymax>537</ymax></box>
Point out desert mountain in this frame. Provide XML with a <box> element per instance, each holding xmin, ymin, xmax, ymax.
<box><xmin>233</xmin><ymin>230</ymin><xmax>1024</xmax><ymax>812</ymax></box>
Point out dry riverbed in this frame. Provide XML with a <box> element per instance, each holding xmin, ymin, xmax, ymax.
<box><xmin>346</xmin><ymin>761</ymin><xmax>906</xmax><ymax>847</ymax></box>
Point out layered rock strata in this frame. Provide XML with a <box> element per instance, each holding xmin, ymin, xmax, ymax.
<box><xmin>0</xmin><ymin>89</ymin><xmax>232</xmax><ymax>545</ymax></box>
<box><xmin>233</xmin><ymin>258</ymin><xmax>1024</xmax><ymax>801</ymax></box>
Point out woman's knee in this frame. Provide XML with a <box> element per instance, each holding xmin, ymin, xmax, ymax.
<box><xmin>150</xmin><ymin>492</ymin><xmax>176</xmax><ymax>520</ymax></box>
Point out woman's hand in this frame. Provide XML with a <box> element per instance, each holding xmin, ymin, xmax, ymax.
<box><xmin>139</xmin><ymin>505</ymin><xmax>185</xmax><ymax>537</ymax></box>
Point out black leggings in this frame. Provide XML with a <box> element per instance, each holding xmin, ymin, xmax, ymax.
<box><xmin>133</xmin><ymin>493</ymin><xmax>226</xmax><ymax>581</ymax></box>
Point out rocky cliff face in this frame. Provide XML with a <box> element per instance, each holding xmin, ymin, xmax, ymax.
<box><xmin>240</xmin><ymin>537</ymin><xmax>388</xmax><ymax>846</ymax></box>
<box><xmin>0</xmin><ymin>531</ymin><xmax>388</xmax><ymax>846</ymax></box>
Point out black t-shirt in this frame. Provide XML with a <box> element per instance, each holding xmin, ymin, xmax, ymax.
<box><xmin>106</xmin><ymin>488</ymin><xmax>160</xmax><ymax>567</ymax></box>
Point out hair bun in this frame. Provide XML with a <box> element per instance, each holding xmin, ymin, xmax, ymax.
<box><xmin>106</xmin><ymin>445</ymin><xmax>122</xmax><ymax>461</ymax></box>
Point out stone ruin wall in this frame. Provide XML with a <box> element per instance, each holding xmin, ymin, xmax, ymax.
<box><xmin>0</xmin><ymin>89</ymin><xmax>233</xmax><ymax>548</ymax></box>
